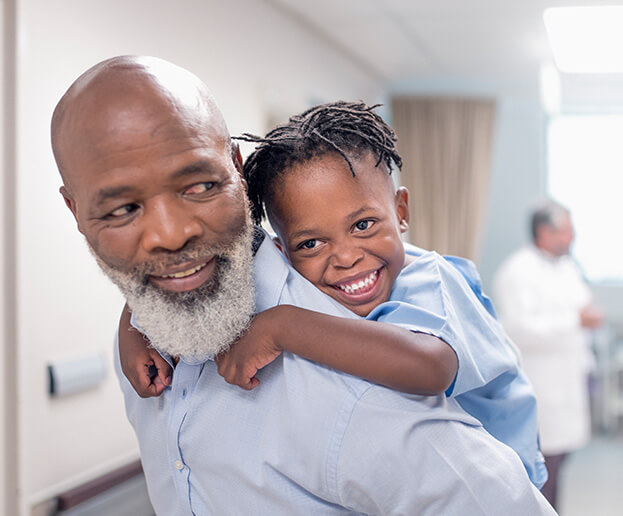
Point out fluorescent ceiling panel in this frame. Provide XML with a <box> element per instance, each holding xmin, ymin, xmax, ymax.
<box><xmin>544</xmin><ymin>6</ymin><xmax>623</xmax><ymax>73</ymax></box>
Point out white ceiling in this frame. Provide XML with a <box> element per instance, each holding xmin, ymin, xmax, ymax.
<box><xmin>268</xmin><ymin>0</ymin><xmax>623</xmax><ymax>103</ymax></box>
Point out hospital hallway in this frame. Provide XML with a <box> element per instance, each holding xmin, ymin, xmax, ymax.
<box><xmin>560</xmin><ymin>434</ymin><xmax>623</xmax><ymax>515</ymax></box>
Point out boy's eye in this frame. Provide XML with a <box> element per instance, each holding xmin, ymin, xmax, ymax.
<box><xmin>107</xmin><ymin>204</ymin><xmax>139</xmax><ymax>218</ymax></box>
<box><xmin>299</xmin><ymin>239</ymin><xmax>317</xmax><ymax>250</ymax></box>
<box><xmin>185</xmin><ymin>182</ymin><xmax>215</xmax><ymax>195</ymax></box>
<box><xmin>354</xmin><ymin>219</ymin><xmax>373</xmax><ymax>231</ymax></box>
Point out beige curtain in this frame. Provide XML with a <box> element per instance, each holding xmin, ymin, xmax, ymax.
<box><xmin>391</xmin><ymin>97</ymin><xmax>496</xmax><ymax>261</ymax></box>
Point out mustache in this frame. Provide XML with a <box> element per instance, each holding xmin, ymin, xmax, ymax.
<box><xmin>128</xmin><ymin>239</ymin><xmax>236</xmax><ymax>279</ymax></box>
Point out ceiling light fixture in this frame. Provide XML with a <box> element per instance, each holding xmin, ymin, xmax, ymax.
<box><xmin>544</xmin><ymin>6</ymin><xmax>623</xmax><ymax>73</ymax></box>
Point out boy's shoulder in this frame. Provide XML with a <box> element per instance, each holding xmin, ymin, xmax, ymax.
<box><xmin>399</xmin><ymin>245</ymin><xmax>470</xmax><ymax>290</ymax></box>
<box><xmin>403</xmin><ymin>244</ymin><xmax>479</xmax><ymax>281</ymax></box>
<box><xmin>400</xmin><ymin>243</ymin><xmax>496</xmax><ymax>318</ymax></box>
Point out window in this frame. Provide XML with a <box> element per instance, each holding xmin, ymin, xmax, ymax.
<box><xmin>548</xmin><ymin>114</ymin><xmax>623</xmax><ymax>283</ymax></box>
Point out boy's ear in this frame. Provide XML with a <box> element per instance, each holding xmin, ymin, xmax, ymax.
<box><xmin>60</xmin><ymin>185</ymin><xmax>84</xmax><ymax>234</ymax></box>
<box><xmin>395</xmin><ymin>186</ymin><xmax>410</xmax><ymax>233</ymax></box>
<box><xmin>272</xmin><ymin>235</ymin><xmax>285</xmax><ymax>255</ymax></box>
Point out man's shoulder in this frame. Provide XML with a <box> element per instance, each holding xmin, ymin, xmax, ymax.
<box><xmin>279</xmin><ymin>352</ymin><xmax>478</xmax><ymax>425</ymax></box>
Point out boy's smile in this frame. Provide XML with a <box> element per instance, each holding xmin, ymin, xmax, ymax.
<box><xmin>269</xmin><ymin>151</ymin><xmax>411</xmax><ymax>317</ymax></box>
<box><xmin>330</xmin><ymin>266</ymin><xmax>385</xmax><ymax>308</ymax></box>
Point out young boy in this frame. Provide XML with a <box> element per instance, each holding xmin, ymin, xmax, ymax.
<box><xmin>118</xmin><ymin>101</ymin><xmax>546</xmax><ymax>488</ymax></box>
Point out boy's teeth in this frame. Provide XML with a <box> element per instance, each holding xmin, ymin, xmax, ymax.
<box><xmin>162</xmin><ymin>263</ymin><xmax>205</xmax><ymax>279</ymax></box>
<box><xmin>338</xmin><ymin>270</ymin><xmax>378</xmax><ymax>293</ymax></box>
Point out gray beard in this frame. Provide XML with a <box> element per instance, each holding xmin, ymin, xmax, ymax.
<box><xmin>92</xmin><ymin>226</ymin><xmax>256</xmax><ymax>363</ymax></box>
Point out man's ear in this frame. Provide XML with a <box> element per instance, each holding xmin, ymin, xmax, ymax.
<box><xmin>232</xmin><ymin>141</ymin><xmax>244</xmax><ymax>175</ymax></box>
<box><xmin>60</xmin><ymin>185</ymin><xmax>84</xmax><ymax>234</ymax></box>
<box><xmin>231</xmin><ymin>142</ymin><xmax>248</xmax><ymax>192</ymax></box>
<box><xmin>395</xmin><ymin>186</ymin><xmax>410</xmax><ymax>233</ymax></box>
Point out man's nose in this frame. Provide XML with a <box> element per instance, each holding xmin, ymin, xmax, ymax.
<box><xmin>329</xmin><ymin>242</ymin><xmax>364</xmax><ymax>269</ymax></box>
<box><xmin>141</xmin><ymin>197</ymin><xmax>203</xmax><ymax>253</ymax></box>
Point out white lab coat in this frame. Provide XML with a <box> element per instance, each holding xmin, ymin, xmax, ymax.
<box><xmin>493</xmin><ymin>245</ymin><xmax>592</xmax><ymax>455</ymax></box>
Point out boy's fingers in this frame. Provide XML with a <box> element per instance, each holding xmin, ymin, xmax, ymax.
<box><xmin>151</xmin><ymin>381</ymin><xmax>166</xmax><ymax>396</ymax></box>
<box><xmin>142</xmin><ymin>383</ymin><xmax>162</xmax><ymax>398</ymax></box>
<box><xmin>150</xmin><ymin>352</ymin><xmax>173</xmax><ymax>386</ymax></box>
<box><xmin>239</xmin><ymin>376</ymin><xmax>260</xmax><ymax>391</ymax></box>
<box><xmin>157</xmin><ymin>368</ymin><xmax>172</xmax><ymax>386</ymax></box>
<box><xmin>139</xmin><ymin>374</ymin><xmax>170</xmax><ymax>397</ymax></box>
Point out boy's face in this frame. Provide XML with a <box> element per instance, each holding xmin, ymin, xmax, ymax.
<box><xmin>269</xmin><ymin>151</ymin><xmax>409</xmax><ymax>316</ymax></box>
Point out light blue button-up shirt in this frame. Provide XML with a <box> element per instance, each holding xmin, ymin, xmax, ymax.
<box><xmin>116</xmin><ymin>234</ymin><xmax>555</xmax><ymax>515</ymax></box>
<box><xmin>368</xmin><ymin>246</ymin><xmax>546</xmax><ymax>488</ymax></box>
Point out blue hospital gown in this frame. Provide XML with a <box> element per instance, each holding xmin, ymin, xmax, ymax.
<box><xmin>367</xmin><ymin>244</ymin><xmax>547</xmax><ymax>488</ymax></box>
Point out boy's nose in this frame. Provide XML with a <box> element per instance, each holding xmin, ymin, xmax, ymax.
<box><xmin>330</xmin><ymin>243</ymin><xmax>364</xmax><ymax>269</ymax></box>
<box><xmin>141</xmin><ymin>197</ymin><xmax>203</xmax><ymax>253</ymax></box>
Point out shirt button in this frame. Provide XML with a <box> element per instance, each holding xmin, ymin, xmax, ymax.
<box><xmin>182</xmin><ymin>388</ymin><xmax>187</xmax><ymax>398</ymax></box>
<box><xmin>174</xmin><ymin>460</ymin><xmax>184</xmax><ymax>470</ymax></box>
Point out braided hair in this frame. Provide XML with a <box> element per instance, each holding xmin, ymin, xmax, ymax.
<box><xmin>234</xmin><ymin>101</ymin><xmax>403</xmax><ymax>225</ymax></box>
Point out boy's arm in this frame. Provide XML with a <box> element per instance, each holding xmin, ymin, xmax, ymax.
<box><xmin>216</xmin><ymin>304</ymin><xmax>457</xmax><ymax>395</ymax></box>
<box><xmin>118</xmin><ymin>303</ymin><xmax>173</xmax><ymax>398</ymax></box>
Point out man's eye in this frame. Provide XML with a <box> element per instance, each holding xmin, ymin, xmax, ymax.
<box><xmin>185</xmin><ymin>182</ymin><xmax>215</xmax><ymax>195</ymax></box>
<box><xmin>299</xmin><ymin>239</ymin><xmax>317</xmax><ymax>250</ymax></box>
<box><xmin>354</xmin><ymin>219</ymin><xmax>373</xmax><ymax>231</ymax></box>
<box><xmin>108</xmin><ymin>204</ymin><xmax>138</xmax><ymax>218</ymax></box>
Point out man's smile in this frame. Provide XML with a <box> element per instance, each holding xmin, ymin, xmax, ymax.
<box><xmin>149</xmin><ymin>256</ymin><xmax>217</xmax><ymax>292</ymax></box>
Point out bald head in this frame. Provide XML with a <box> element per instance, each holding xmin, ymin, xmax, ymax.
<box><xmin>51</xmin><ymin>55</ymin><xmax>230</xmax><ymax>189</ymax></box>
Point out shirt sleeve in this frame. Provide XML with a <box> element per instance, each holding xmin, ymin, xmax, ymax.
<box><xmin>334</xmin><ymin>389</ymin><xmax>555</xmax><ymax>516</ymax></box>
<box><xmin>367</xmin><ymin>252</ymin><xmax>519</xmax><ymax>397</ymax></box>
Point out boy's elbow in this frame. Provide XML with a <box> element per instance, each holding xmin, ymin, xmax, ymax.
<box><xmin>436</xmin><ymin>343</ymin><xmax>459</xmax><ymax>393</ymax></box>
<box><xmin>418</xmin><ymin>337</ymin><xmax>458</xmax><ymax>395</ymax></box>
<box><xmin>401</xmin><ymin>360</ymin><xmax>454</xmax><ymax>395</ymax></box>
<box><xmin>417</xmin><ymin>371</ymin><xmax>454</xmax><ymax>396</ymax></box>
<box><xmin>394</xmin><ymin>334</ymin><xmax>458</xmax><ymax>395</ymax></box>
<box><xmin>434</xmin><ymin>368</ymin><xmax>456</xmax><ymax>395</ymax></box>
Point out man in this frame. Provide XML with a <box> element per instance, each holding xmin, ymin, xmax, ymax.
<box><xmin>52</xmin><ymin>55</ymin><xmax>555</xmax><ymax>515</ymax></box>
<box><xmin>494</xmin><ymin>200</ymin><xmax>603</xmax><ymax>510</ymax></box>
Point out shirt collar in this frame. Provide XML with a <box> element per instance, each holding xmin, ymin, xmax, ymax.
<box><xmin>253</xmin><ymin>229</ymin><xmax>291</xmax><ymax>312</ymax></box>
<box><xmin>531</xmin><ymin>243</ymin><xmax>567</xmax><ymax>264</ymax></box>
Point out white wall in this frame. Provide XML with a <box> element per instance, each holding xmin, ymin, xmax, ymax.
<box><xmin>14</xmin><ymin>0</ymin><xmax>381</xmax><ymax>513</ymax></box>
<box><xmin>478</xmin><ymin>93</ymin><xmax>547</xmax><ymax>289</ymax></box>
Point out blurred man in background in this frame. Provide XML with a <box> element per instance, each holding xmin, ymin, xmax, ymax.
<box><xmin>494</xmin><ymin>199</ymin><xmax>604</xmax><ymax>510</ymax></box>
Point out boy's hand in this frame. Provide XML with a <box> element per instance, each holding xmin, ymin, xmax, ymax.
<box><xmin>119</xmin><ymin>326</ymin><xmax>173</xmax><ymax>398</ymax></box>
<box><xmin>214</xmin><ymin>308</ymin><xmax>283</xmax><ymax>390</ymax></box>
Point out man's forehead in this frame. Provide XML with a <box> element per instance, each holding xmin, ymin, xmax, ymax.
<box><xmin>53</xmin><ymin>56</ymin><xmax>230</xmax><ymax>185</ymax></box>
<box><xmin>60</xmin><ymin>96</ymin><xmax>230</xmax><ymax>187</ymax></box>
<box><xmin>60</xmin><ymin>110</ymin><xmax>229</xmax><ymax>182</ymax></box>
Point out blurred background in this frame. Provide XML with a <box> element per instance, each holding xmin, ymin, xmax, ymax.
<box><xmin>1</xmin><ymin>0</ymin><xmax>622</xmax><ymax>514</ymax></box>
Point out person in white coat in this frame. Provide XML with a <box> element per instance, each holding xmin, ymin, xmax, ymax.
<box><xmin>493</xmin><ymin>199</ymin><xmax>603</xmax><ymax>510</ymax></box>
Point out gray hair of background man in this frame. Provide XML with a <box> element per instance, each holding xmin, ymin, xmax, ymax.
<box><xmin>530</xmin><ymin>199</ymin><xmax>570</xmax><ymax>241</ymax></box>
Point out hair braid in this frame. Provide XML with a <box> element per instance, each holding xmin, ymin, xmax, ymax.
<box><xmin>234</xmin><ymin>101</ymin><xmax>402</xmax><ymax>225</ymax></box>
